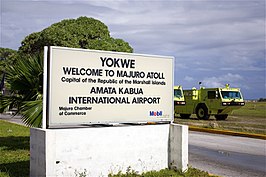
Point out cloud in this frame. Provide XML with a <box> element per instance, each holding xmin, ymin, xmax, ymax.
<box><xmin>201</xmin><ymin>73</ymin><xmax>244</xmax><ymax>88</ymax></box>
<box><xmin>1</xmin><ymin>0</ymin><xmax>265</xmax><ymax>99</ymax></box>
<box><xmin>184</xmin><ymin>76</ymin><xmax>194</xmax><ymax>82</ymax></box>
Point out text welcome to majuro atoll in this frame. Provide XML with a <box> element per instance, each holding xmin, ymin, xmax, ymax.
<box><xmin>58</xmin><ymin>56</ymin><xmax>168</xmax><ymax>116</ymax></box>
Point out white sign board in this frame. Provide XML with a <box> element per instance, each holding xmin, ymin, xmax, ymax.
<box><xmin>44</xmin><ymin>46</ymin><xmax>173</xmax><ymax>127</ymax></box>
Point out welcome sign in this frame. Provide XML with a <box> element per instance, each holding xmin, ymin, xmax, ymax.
<box><xmin>44</xmin><ymin>46</ymin><xmax>173</xmax><ymax>127</ymax></box>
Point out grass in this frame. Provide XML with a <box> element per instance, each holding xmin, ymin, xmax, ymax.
<box><xmin>109</xmin><ymin>167</ymin><xmax>218</xmax><ymax>177</ymax></box>
<box><xmin>0</xmin><ymin>120</ymin><xmax>30</xmax><ymax>177</ymax></box>
<box><xmin>231</xmin><ymin>102</ymin><xmax>266</xmax><ymax>117</ymax></box>
<box><xmin>174</xmin><ymin>102</ymin><xmax>266</xmax><ymax>135</ymax></box>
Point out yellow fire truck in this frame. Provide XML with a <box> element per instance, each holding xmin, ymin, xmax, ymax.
<box><xmin>174</xmin><ymin>84</ymin><xmax>245</xmax><ymax>120</ymax></box>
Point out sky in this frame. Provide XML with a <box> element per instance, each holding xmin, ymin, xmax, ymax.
<box><xmin>0</xmin><ymin>0</ymin><xmax>265</xmax><ymax>99</ymax></box>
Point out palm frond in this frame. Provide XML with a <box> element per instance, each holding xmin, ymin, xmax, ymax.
<box><xmin>0</xmin><ymin>94</ymin><xmax>23</xmax><ymax>113</ymax></box>
<box><xmin>21</xmin><ymin>98</ymin><xmax>43</xmax><ymax>127</ymax></box>
<box><xmin>1</xmin><ymin>53</ymin><xmax>44</xmax><ymax>127</ymax></box>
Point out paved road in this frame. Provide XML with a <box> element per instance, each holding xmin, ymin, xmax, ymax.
<box><xmin>0</xmin><ymin>113</ymin><xmax>24</xmax><ymax>125</ymax></box>
<box><xmin>189</xmin><ymin>131</ymin><xmax>266</xmax><ymax>177</ymax></box>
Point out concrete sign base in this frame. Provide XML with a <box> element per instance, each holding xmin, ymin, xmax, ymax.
<box><xmin>30</xmin><ymin>123</ymin><xmax>188</xmax><ymax>177</ymax></box>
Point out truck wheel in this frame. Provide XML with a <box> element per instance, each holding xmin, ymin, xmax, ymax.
<box><xmin>180</xmin><ymin>114</ymin><xmax>191</xmax><ymax>119</ymax></box>
<box><xmin>215</xmin><ymin>114</ymin><xmax>228</xmax><ymax>120</ymax></box>
<box><xmin>196</xmin><ymin>105</ymin><xmax>210</xmax><ymax>120</ymax></box>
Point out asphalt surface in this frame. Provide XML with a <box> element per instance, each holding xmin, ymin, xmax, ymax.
<box><xmin>0</xmin><ymin>113</ymin><xmax>24</xmax><ymax>125</ymax></box>
<box><xmin>189</xmin><ymin>131</ymin><xmax>266</xmax><ymax>177</ymax></box>
<box><xmin>1</xmin><ymin>114</ymin><xmax>266</xmax><ymax>176</ymax></box>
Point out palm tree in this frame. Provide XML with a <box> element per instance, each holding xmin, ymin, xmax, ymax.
<box><xmin>0</xmin><ymin>53</ymin><xmax>43</xmax><ymax>127</ymax></box>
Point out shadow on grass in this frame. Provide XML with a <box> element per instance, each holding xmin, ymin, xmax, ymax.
<box><xmin>0</xmin><ymin>160</ymin><xmax>29</xmax><ymax>177</ymax></box>
<box><xmin>0</xmin><ymin>136</ymin><xmax>29</xmax><ymax>151</ymax></box>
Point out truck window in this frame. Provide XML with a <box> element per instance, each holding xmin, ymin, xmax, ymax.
<box><xmin>208</xmin><ymin>91</ymin><xmax>216</xmax><ymax>99</ymax></box>
<box><xmin>174</xmin><ymin>89</ymin><xmax>182</xmax><ymax>98</ymax></box>
<box><xmin>221</xmin><ymin>91</ymin><xmax>242</xmax><ymax>99</ymax></box>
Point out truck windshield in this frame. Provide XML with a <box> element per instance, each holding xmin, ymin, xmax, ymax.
<box><xmin>174</xmin><ymin>89</ymin><xmax>183</xmax><ymax>98</ymax></box>
<box><xmin>221</xmin><ymin>91</ymin><xmax>242</xmax><ymax>99</ymax></box>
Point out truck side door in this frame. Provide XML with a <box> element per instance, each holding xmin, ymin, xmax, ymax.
<box><xmin>207</xmin><ymin>90</ymin><xmax>220</xmax><ymax>114</ymax></box>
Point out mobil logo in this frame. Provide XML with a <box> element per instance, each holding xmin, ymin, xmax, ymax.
<box><xmin>149</xmin><ymin>111</ymin><xmax>163</xmax><ymax>116</ymax></box>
